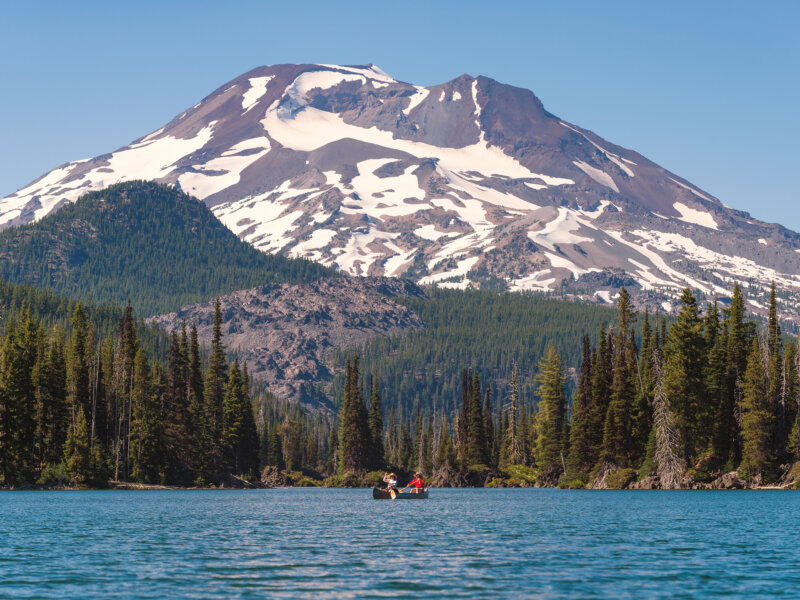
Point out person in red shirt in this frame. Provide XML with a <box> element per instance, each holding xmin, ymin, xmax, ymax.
<box><xmin>406</xmin><ymin>472</ymin><xmax>425</xmax><ymax>493</ymax></box>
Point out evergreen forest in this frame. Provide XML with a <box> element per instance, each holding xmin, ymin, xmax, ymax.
<box><xmin>329</xmin><ymin>282</ymin><xmax>800</xmax><ymax>489</ymax></box>
<box><xmin>0</xmin><ymin>181</ymin><xmax>332</xmax><ymax>316</ymax></box>
<box><xmin>330</xmin><ymin>288</ymin><xmax>623</xmax><ymax>419</ymax></box>
<box><xmin>3</xmin><ymin>276</ymin><xmax>798</xmax><ymax>489</ymax></box>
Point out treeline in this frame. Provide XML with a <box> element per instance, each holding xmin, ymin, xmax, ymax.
<box><xmin>330</xmin><ymin>288</ymin><xmax>620</xmax><ymax>420</ymax></box>
<box><xmin>5</xmin><ymin>278</ymin><xmax>797</xmax><ymax>490</ymax></box>
<box><xmin>0</xmin><ymin>298</ymin><xmax>332</xmax><ymax>488</ymax></box>
<box><xmin>0</xmin><ymin>278</ymin><xmax>170</xmax><ymax>360</ymax></box>
<box><xmin>328</xmin><ymin>283</ymin><xmax>800</xmax><ymax>488</ymax></box>
<box><xmin>564</xmin><ymin>283</ymin><xmax>799</xmax><ymax>486</ymax></box>
<box><xmin>329</xmin><ymin>346</ymin><xmax>570</xmax><ymax>486</ymax></box>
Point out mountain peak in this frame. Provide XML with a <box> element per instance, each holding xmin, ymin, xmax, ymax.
<box><xmin>2</xmin><ymin>64</ymin><xmax>799</xmax><ymax>315</ymax></box>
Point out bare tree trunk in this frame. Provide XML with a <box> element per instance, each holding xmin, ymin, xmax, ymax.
<box><xmin>652</xmin><ymin>351</ymin><xmax>685</xmax><ymax>489</ymax></box>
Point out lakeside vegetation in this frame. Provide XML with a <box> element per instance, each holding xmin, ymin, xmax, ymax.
<box><xmin>329</xmin><ymin>283</ymin><xmax>800</xmax><ymax>489</ymax></box>
<box><xmin>1</xmin><ymin>276</ymin><xmax>798</xmax><ymax>490</ymax></box>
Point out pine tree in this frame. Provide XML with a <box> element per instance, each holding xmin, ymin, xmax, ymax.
<box><xmin>162</xmin><ymin>332</ymin><xmax>192</xmax><ymax>483</ymax></box>
<box><xmin>725</xmin><ymin>283</ymin><xmax>752</xmax><ymax>466</ymax></box>
<box><xmin>423</xmin><ymin>416</ymin><xmax>434</xmax><ymax>475</ymax></box>
<box><xmin>740</xmin><ymin>339</ymin><xmax>775</xmax><ymax>483</ymax></box>
<box><xmin>338</xmin><ymin>355</ymin><xmax>370</xmax><ymax>473</ymax></box>
<box><xmin>222</xmin><ymin>359</ymin><xmax>258</xmax><ymax>476</ymax></box>
<box><xmin>567</xmin><ymin>335</ymin><xmax>593</xmax><ymax>480</ymax></box>
<box><xmin>467</xmin><ymin>372</ymin><xmax>488</xmax><ymax>465</ymax></box>
<box><xmin>519</xmin><ymin>394</ymin><xmax>530</xmax><ymax>465</ymax></box>
<box><xmin>398</xmin><ymin>419</ymin><xmax>413</xmax><ymax>471</ymax></box>
<box><xmin>705</xmin><ymin>300</ymin><xmax>731</xmax><ymax>466</ymax></box>
<box><xmin>483</xmin><ymin>383</ymin><xmax>495</xmax><ymax>468</ymax></box>
<box><xmin>785</xmin><ymin>341</ymin><xmax>799</xmax><ymax>460</ymax></box>
<box><xmin>766</xmin><ymin>282</ymin><xmax>785</xmax><ymax>459</ymax></box>
<box><xmin>587</xmin><ymin>326</ymin><xmax>611</xmax><ymax>466</ymax></box>
<box><xmin>367</xmin><ymin>373</ymin><xmax>385</xmax><ymax>469</ymax></box>
<box><xmin>434</xmin><ymin>416</ymin><xmax>457</xmax><ymax>471</ymax></box>
<box><xmin>203</xmin><ymin>299</ymin><xmax>226</xmax><ymax>479</ymax></box>
<box><xmin>64</xmin><ymin>406</ymin><xmax>91</xmax><ymax>486</ymax></box>
<box><xmin>187</xmin><ymin>322</ymin><xmax>205</xmax><ymax>478</ymax></box>
<box><xmin>533</xmin><ymin>344</ymin><xmax>567</xmax><ymax>479</ymax></box>
<box><xmin>67</xmin><ymin>304</ymin><xmax>91</xmax><ymax>422</ymax></box>
<box><xmin>129</xmin><ymin>348</ymin><xmax>159</xmax><ymax>483</ymax></box>
<box><xmin>501</xmin><ymin>362</ymin><xmax>523</xmax><ymax>465</ymax></box>
<box><xmin>631</xmin><ymin>313</ymin><xmax>654</xmax><ymax>464</ymax></box>
<box><xmin>602</xmin><ymin>291</ymin><xmax>637</xmax><ymax>467</ymax></box>
<box><xmin>662</xmin><ymin>288</ymin><xmax>706</xmax><ymax>462</ymax></box>
<box><xmin>652</xmin><ymin>350</ymin><xmax>685</xmax><ymax>489</ymax></box>
<box><xmin>113</xmin><ymin>302</ymin><xmax>139</xmax><ymax>482</ymax></box>
<box><xmin>387</xmin><ymin>405</ymin><xmax>398</xmax><ymax>466</ymax></box>
<box><xmin>1</xmin><ymin>310</ymin><xmax>39</xmax><ymax>482</ymax></box>
<box><xmin>456</xmin><ymin>368</ymin><xmax>472</xmax><ymax>466</ymax></box>
<box><xmin>34</xmin><ymin>329</ymin><xmax>68</xmax><ymax>470</ymax></box>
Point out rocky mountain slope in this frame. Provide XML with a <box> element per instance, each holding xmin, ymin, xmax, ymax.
<box><xmin>4</xmin><ymin>63</ymin><xmax>799</xmax><ymax>314</ymax></box>
<box><xmin>149</xmin><ymin>277</ymin><xmax>425</xmax><ymax>407</ymax></box>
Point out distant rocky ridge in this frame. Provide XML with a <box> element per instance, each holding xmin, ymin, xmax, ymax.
<box><xmin>4</xmin><ymin>63</ymin><xmax>800</xmax><ymax>316</ymax></box>
<box><xmin>149</xmin><ymin>276</ymin><xmax>425</xmax><ymax>408</ymax></box>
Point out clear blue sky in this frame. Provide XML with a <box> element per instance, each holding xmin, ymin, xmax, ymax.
<box><xmin>2</xmin><ymin>1</ymin><xmax>798</xmax><ymax>228</ymax></box>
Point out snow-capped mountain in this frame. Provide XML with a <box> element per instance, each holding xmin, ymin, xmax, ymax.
<box><xmin>4</xmin><ymin>63</ymin><xmax>800</xmax><ymax>312</ymax></box>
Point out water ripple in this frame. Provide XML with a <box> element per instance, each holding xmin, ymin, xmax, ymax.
<box><xmin>1</xmin><ymin>488</ymin><xmax>799</xmax><ymax>598</ymax></box>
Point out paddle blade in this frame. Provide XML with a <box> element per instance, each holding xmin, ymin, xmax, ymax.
<box><xmin>390</xmin><ymin>488</ymin><xmax>396</xmax><ymax>500</ymax></box>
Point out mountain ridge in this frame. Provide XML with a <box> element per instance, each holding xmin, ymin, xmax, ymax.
<box><xmin>3</xmin><ymin>63</ymin><xmax>799</xmax><ymax>316</ymax></box>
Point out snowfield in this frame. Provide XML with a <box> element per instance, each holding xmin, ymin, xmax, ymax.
<box><xmin>2</xmin><ymin>62</ymin><xmax>797</xmax><ymax>315</ymax></box>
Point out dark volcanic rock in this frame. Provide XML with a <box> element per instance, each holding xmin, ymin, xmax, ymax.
<box><xmin>260</xmin><ymin>466</ymin><xmax>289</xmax><ymax>488</ymax></box>
<box><xmin>150</xmin><ymin>276</ymin><xmax>425</xmax><ymax>409</ymax></box>
<box><xmin>710</xmin><ymin>471</ymin><xmax>746</xmax><ymax>490</ymax></box>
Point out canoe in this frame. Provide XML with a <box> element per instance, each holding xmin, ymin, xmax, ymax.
<box><xmin>372</xmin><ymin>487</ymin><xmax>429</xmax><ymax>500</ymax></box>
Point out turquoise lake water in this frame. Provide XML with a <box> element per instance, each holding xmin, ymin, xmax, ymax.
<box><xmin>1</xmin><ymin>488</ymin><xmax>797</xmax><ymax>598</ymax></box>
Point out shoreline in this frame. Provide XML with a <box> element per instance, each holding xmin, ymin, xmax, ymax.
<box><xmin>2</xmin><ymin>482</ymin><xmax>796</xmax><ymax>492</ymax></box>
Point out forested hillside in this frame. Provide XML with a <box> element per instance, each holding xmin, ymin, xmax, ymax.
<box><xmin>330</xmin><ymin>289</ymin><xmax>627</xmax><ymax>419</ymax></box>
<box><xmin>0</xmin><ymin>279</ymin><xmax>169</xmax><ymax>360</ymax></box>
<box><xmin>0</xmin><ymin>181</ymin><xmax>332</xmax><ymax>316</ymax></box>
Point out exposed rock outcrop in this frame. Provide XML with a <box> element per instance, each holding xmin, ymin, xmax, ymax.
<box><xmin>151</xmin><ymin>276</ymin><xmax>425</xmax><ymax>409</ymax></box>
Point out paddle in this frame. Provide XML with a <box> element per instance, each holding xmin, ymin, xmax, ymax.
<box><xmin>390</xmin><ymin>488</ymin><xmax>397</xmax><ymax>499</ymax></box>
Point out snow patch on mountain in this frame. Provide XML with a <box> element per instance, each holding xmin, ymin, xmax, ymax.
<box><xmin>261</xmin><ymin>102</ymin><xmax>572</xmax><ymax>187</ymax></box>
<box><xmin>673</xmin><ymin>202</ymin><xmax>718</xmax><ymax>229</ymax></box>
<box><xmin>341</xmin><ymin>159</ymin><xmax>427</xmax><ymax>218</ymax></box>
<box><xmin>290</xmin><ymin>228</ymin><xmax>338</xmax><ymax>261</ymax></box>
<box><xmin>402</xmin><ymin>87</ymin><xmax>429</xmax><ymax>115</ymax></box>
<box><xmin>179</xmin><ymin>141</ymin><xmax>271</xmax><ymax>198</ymax></box>
<box><xmin>2</xmin><ymin>123</ymin><xmax>216</xmax><ymax>224</ymax></box>
<box><xmin>630</xmin><ymin>229</ymin><xmax>799</xmax><ymax>291</ymax></box>
<box><xmin>527</xmin><ymin>207</ymin><xmax>594</xmax><ymax>252</ymax></box>
<box><xmin>241</xmin><ymin>76</ymin><xmax>274</xmax><ymax>112</ymax></box>
<box><xmin>320</xmin><ymin>64</ymin><xmax>395</xmax><ymax>84</ymax></box>
<box><xmin>420</xmin><ymin>255</ymin><xmax>481</xmax><ymax>285</ymax></box>
<box><xmin>573</xmin><ymin>160</ymin><xmax>619</xmax><ymax>192</ymax></box>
